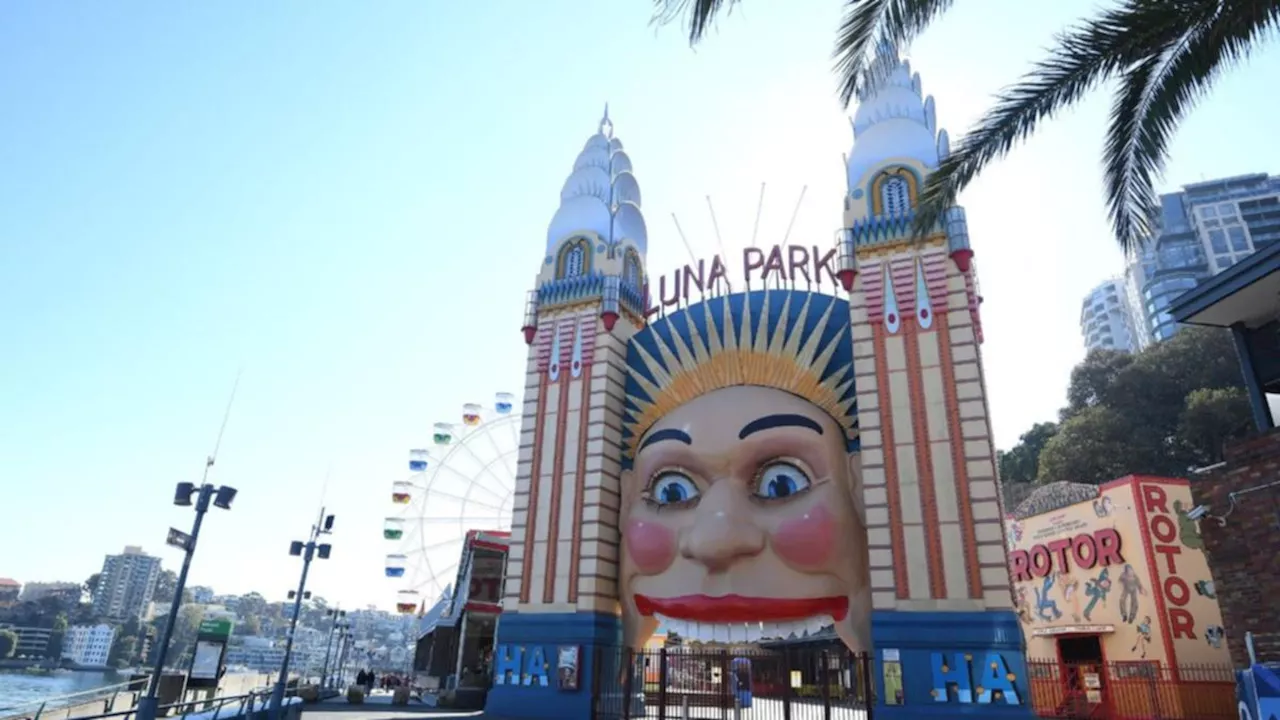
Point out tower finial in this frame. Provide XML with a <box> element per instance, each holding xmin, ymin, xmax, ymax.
<box><xmin>600</xmin><ymin>103</ymin><xmax>612</xmax><ymax>136</ymax></box>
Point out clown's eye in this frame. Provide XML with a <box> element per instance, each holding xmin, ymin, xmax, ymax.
<box><xmin>754</xmin><ymin>461</ymin><xmax>812</xmax><ymax>500</ymax></box>
<box><xmin>647</xmin><ymin>471</ymin><xmax>700</xmax><ymax>507</ymax></box>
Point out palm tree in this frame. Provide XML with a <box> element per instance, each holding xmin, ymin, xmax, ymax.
<box><xmin>652</xmin><ymin>0</ymin><xmax>1280</xmax><ymax>253</ymax></box>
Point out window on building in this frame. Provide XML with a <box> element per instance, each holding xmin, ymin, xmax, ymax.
<box><xmin>562</xmin><ymin>243</ymin><xmax>586</xmax><ymax>278</ymax></box>
<box><xmin>1209</xmin><ymin>229</ymin><xmax>1228</xmax><ymax>253</ymax></box>
<box><xmin>1200</xmin><ymin>206</ymin><xmax>1218</xmax><ymax>218</ymax></box>
<box><xmin>624</xmin><ymin>254</ymin><xmax>641</xmax><ymax>287</ymax></box>
<box><xmin>1228</xmin><ymin>225</ymin><xmax>1250</xmax><ymax>252</ymax></box>
<box><xmin>880</xmin><ymin>176</ymin><xmax>911</xmax><ymax>216</ymax></box>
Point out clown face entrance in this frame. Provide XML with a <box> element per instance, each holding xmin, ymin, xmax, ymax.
<box><xmin>591</xmin><ymin>645</ymin><xmax>875</xmax><ymax>719</ymax></box>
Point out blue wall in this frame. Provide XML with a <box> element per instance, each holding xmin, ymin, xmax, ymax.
<box><xmin>486</xmin><ymin>611</ymin><xmax>622</xmax><ymax>720</ymax></box>
<box><xmin>872</xmin><ymin>610</ymin><xmax>1032</xmax><ymax>719</ymax></box>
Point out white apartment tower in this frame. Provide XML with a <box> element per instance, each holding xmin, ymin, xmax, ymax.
<box><xmin>1080</xmin><ymin>278</ymin><xmax>1140</xmax><ymax>353</ymax></box>
<box><xmin>92</xmin><ymin>546</ymin><xmax>162</xmax><ymax>621</ymax></box>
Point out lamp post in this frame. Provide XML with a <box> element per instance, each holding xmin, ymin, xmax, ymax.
<box><xmin>328</xmin><ymin>620</ymin><xmax>351</xmax><ymax>689</ymax></box>
<box><xmin>135</xmin><ymin>478</ymin><xmax>238</xmax><ymax>720</ymax></box>
<box><xmin>269</xmin><ymin>507</ymin><xmax>335</xmax><ymax>718</ymax></box>
<box><xmin>319</xmin><ymin>608</ymin><xmax>345</xmax><ymax>690</ymax></box>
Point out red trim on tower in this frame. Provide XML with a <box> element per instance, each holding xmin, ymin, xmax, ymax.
<box><xmin>935</xmin><ymin>312</ymin><xmax>983</xmax><ymax>598</ymax></box>
<box><xmin>518</xmin><ymin>373</ymin><xmax>550</xmax><ymax>605</ymax></box>
<box><xmin>1129</xmin><ymin>478</ymin><xmax>1181</xmax><ymax>680</ymax></box>
<box><xmin>872</xmin><ymin>324</ymin><xmax>910</xmax><ymax>600</ymax></box>
<box><xmin>568</xmin><ymin>369</ymin><xmax>593</xmax><ymax>604</ymax></box>
<box><xmin>903</xmin><ymin>327</ymin><xmax>946</xmax><ymax>599</ymax></box>
<box><xmin>542</xmin><ymin>368</ymin><xmax>574</xmax><ymax>605</ymax></box>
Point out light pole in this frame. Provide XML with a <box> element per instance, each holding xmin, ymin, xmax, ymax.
<box><xmin>269</xmin><ymin>507</ymin><xmax>334</xmax><ymax>718</ymax></box>
<box><xmin>135</xmin><ymin>478</ymin><xmax>238</xmax><ymax>720</ymax></box>
<box><xmin>327</xmin><ymin>619</ymin><xmax>350</xmax><ymax>689</ymax></box>
<box><xmin>319</xmin><ymin>608</ymin><xmax>345</xmax><ymax>690</ymax></box>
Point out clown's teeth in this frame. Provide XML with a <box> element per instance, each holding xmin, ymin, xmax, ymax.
<box><xmin>653</xmin><ymin>614</ymin><xmax>833</xmax><ymax>644</ymax></box>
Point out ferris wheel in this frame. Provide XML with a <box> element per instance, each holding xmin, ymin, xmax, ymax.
<box><xmin>384</xmin><ymin>391</ymin><xmax>520</xmax><ymax>614</ymax></box>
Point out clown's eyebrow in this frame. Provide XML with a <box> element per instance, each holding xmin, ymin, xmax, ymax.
<box><xmin>738</xmin><ymin>414</ymin><xmax>824</xmax><ymax>439</ymax></box>
<box><xmin>638</xmin><ymin>428</ymin><xmax>692</xmax><ymax>451</ymax></box>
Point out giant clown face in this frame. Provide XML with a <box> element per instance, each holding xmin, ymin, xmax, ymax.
<box><xmin>619</xmin><ymin>384</ymin><xmax>871</xmax><ymax>652</ymax></box>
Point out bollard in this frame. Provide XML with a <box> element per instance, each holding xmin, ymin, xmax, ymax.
<box><xmin>681</xmin><ymin>694</ymin><xmax>690</xmax><ymax>720</ymax></box>
<box><xmin>733</xmin><ymin>696</ymin><xmax>743</xmax><ymax>720</ymax></box>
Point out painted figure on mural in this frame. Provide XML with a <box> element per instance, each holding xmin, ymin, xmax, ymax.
<box><xmin>1060</xmin><ymin>573</ymin><xmax>1082</xmax><ymax>622</ymax></box>
<box><xmin>1014</xmin><ymin>586</ymin><xmax>1033</xmax><ymax>625</ymax></box>
<box><xmin>1083</xmin><ymin>567</ymin><xmax>1112</xmax><ymax>622</ymax></box>
<box><xmin>1173</xmin><ymin>499</ymin><xmax>1205</xmax><ymax>550</ymax></box>
<box><xmin>1117</xmin><ymin>564</ymin><xmax>1146</xmax><ymax>624</ymax></box>
<box><xmin>618</xmin><ymin>290</ymin><xmax>871</xmax><ymax>653</ymax></box>
<box><xmin>1034</xmin><ymin>574</ymin><xmax>1062</xmax><ymax>622</ymax></box>
<box><xmin>1132</xmin><ymin>616</ymin><xmax>1152</xmax><ymax>658</ymax></box>
<box><xmin>1092</xmin><ymin>497</ymin><xmax>1114</xmax><ymax>519</ymax></box>
<box><xmin>1205</xmin><ymin>624</ymin><xmax>1224</xmax><ymax>649</ymax></box>
<box><xmin>1006</xmin><ymin>517</ymin><xmax>1024</xmax><ymax>551</ymax></box>
<box><xmin>1195</xmin><ymin>579</ymin><xmax>1216</xmax><ymax>599</ymax></box>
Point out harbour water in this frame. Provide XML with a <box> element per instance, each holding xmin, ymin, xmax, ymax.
<box><xmin>0</xmin><ymin>670</ymin><xmax>123</xmax><ymax>711</ymax></box>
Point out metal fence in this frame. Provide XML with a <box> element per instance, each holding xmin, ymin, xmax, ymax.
<box><xmin>591</xmin><ymin>645</ymin><xmax>874</xmax><ymax>720</ymax></box>
<box><xmin>1025</xmin><ymin>658</ymin><xmax>1237</xmax><ymax>719</ymax></box>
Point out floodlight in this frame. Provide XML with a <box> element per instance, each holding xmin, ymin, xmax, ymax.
<box><xmin>323</xmin><ymin>515</ymin><xmax>335</xmax><ymax>532</ymax></box>
<box><xmin>1186</xmin><ymin>505</ymin><xmax>1210</xmax><ymax>521</ymax></box>
<box><xmin>174</xmin><ymin>482</ymin><xmax>196</xmax><ymax>507</ymax></box>
<box><xmin>213</xmin><ymin>486</ymin><xmax>238</xmax><ymax>510</ymax></box>
<box><xmin>317</xmin><ymin>544</ymin><xmax>332</xmax><ymax>560</ymax></box>
<box><xmin>289</xmin><ymin>541</ymin><xmax>304</xmax><ymax>557</ymax></box>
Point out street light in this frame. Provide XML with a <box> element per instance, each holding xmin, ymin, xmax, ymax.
<box><xmin>270</xmin><ymin>507</ymin><xmax>335</xmax><ymax>718</ymax></box>
<box><xmin>326</xmin><ymin>618</ymin><xmax>351</xmax><ymax>689</ymax></box>
<box><xmin>320</xmin><ymin>608</ymin><xmax>346</xmax><ymax>690</ymax></box>
<box><xmin>135</xmin><ymin>476</ymin><xmax>238</xmax><ymax>720</ymax></box>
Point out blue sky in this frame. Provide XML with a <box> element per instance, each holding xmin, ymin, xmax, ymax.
<box><xmin>2</xmin><ymin>1</ymin><xmax>1278</xmax><ymax>612</ymax></box>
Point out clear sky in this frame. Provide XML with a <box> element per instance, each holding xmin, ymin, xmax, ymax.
<box><xmin>2</xmin><ymin>1</ymin><xmax>1278</xmax><ymax>613</ymax></box>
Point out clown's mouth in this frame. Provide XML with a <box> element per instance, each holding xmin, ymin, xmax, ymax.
<box><xmin>635</xmin><ymin>594</ymin><xmax>848</xmax><ymax>644</ymax></box>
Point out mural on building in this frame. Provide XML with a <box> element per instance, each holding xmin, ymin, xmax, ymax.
<box><xmin>618</xmin><ymin>290</ymin><xmax>871</xmax><ymax>652</ymax></box>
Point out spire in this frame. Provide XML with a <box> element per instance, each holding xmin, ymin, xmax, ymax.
<box><xmin>845</xmin><ymin>44</ymin><xmax>951</xmax><ymax>191</ymax></box>
<box><xmin>545</xmin><ymin>112</ymin><xmax>647</xmax><ymax>255</ymax></box>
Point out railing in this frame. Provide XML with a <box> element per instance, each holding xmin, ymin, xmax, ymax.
<box><xmin>591</xmin><ymin>645</ymin><xmax>875</xmax><ymax>719</ymax></box>
<box><xmin>0</xmin><ymin>677</ymin><xmax>148</xmax><ymax>720</ymax></box>
<box><xmin>1026</xmin><ymin>658</ymin><xmax>1237</xmax><ymax>719</ymax></box>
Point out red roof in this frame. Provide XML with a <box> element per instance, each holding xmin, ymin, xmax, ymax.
<box><xmin>0</xmin><ymin>578</ymin><xmax>20</xmax><ymax>587</ymax></box>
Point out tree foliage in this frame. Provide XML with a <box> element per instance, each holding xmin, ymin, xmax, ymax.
<box><xmin>0</xmin><ymin>629</ymin><xmax>17</xmax><ymax>659</ymax></box>
<box><xmin>650</xmin><ymin>0</ymin><xmax>1280</xmax><ymax>251</ymax></box>
<box><xmin>1000</xmin><ymin>326</ymin><xmax>1252</xmax><ymax>491</ymax></box>
<box><xmin>85</xmin><ymin>573</ymin><xmax>101</xmax><ymax>602</ymax></box>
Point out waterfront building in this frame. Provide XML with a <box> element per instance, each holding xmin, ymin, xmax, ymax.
<box><xmin>189</xmin><ymin>586</ymin><xmax>215</xmax><ymax>604</ymax></box>
<box><xmin>0</xmin><ymin>578</ymin><xmax>19</xmax><ymax>607</ymax></box>
<box><xmin>62</xmin><ymin>623</ymin><xmax>116</xmax><ymax>667</ymax></box>
<box><xmin>1079</xmin><ymin>278</ymin><xmax>1140</xmax><ymax>353</ymax></box>
<box><xmin>18</xmin><ymin>581</ymin><xmax>83</xmax><ymax>604</ymax></box>
<box><xmin>0</xmin><ymin>624</ymin><xmax>52</xmax><ymax>656</ymax></box>
<box><xmin>1123</xmin><ymin>172</ymin><xmax>1280</xmax><ymax>346</ymax></box>
<box><xmin>483</xmin><ymin>46</ymin><xmax>1025</xmax><ymax>720</ymax></box>
<box><xmin>92</xmin><ymin>546</ymin><xmax>162</xmax><ymax>622</ymax></box>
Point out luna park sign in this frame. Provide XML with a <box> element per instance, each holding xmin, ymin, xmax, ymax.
<box><xmin>643</xmin><ymin>244</ymin><xmax>845</xmax><ymax>316</ymax></box>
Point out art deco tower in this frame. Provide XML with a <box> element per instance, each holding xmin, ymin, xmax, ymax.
<box><xmin>488</xmin><ymin>109</ymin><xmax>648</xmax><ymax>719</ymax></box>
<box><xmin>835</xmin><ymin>47</ymin><xmax>1028</xmax><ymax>713</ymax></box>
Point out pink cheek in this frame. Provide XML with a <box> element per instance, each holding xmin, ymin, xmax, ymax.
<box><xmin>772</xmin><ymin>505</ymin><xmax>838</xmax><ymax>569</ymax></box>
<box><xmin>625</xmin><ymin>518</ymin><xmax>678</xmax><ymax>574</ymax></box>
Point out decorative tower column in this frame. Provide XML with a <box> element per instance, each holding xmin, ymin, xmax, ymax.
<box><xmin>488</xmin><ymin>109</ymin><xmax>649</xmax><ymax>720</ymax></box>
<box><xmin>839</xmin><ymin>48</ymin><xmax>1030</xmax><ymax>717</ymax></box>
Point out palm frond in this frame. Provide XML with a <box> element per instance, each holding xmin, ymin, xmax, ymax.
<box><xmin>1104</xmin><ymin>0</ymin><xmax>1280</xmax><ymax>253</ymax></box>
<box><xmin>910</xmin><ymin>1</ymin><xmax>1192</xmax><ymax>238</ymax></box>
<box><xmin>651</xmin><ymin>0</ymin><xmax>743</xmax><ymax>44</ymax></box>
<box><xmin>834</xmin><ymin>0</ymin><xmax>957</xmax><ymax>107</ymax></box>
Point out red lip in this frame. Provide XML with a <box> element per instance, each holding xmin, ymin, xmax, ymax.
<box><xmin>634</xmin><ymin>594</ymin><xmax>848</xmax><ymax>623</ymax></box>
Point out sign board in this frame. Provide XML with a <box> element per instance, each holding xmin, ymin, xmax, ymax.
<box><xmin>166</xmin><ymin>528</ymin><xmax>192</xmax><ymax>552</ymax></box>
<box><xmin>190</xmin><ymin>640</ymin><xmax>224</xmax><ymax>681</ymax></box>
<box><xmin>198</xmin><ymin>618</ymin><xmax>234</xmax><ymax>639</ymax></box>
<box><xmin>1031</xmin><ymin>624</ymin><xmax>1116</xmax><ymax>637</ymax></box>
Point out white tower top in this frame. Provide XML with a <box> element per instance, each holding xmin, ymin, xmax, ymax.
<box><xmin>845</xmin><ymin>44</ymin><xmax>951</xmax><ymax>192</ymax></box>
<box><xmin>545</xmin><ymin>106</ymin><xmax>648</xmax><ymax>255</ymax></box>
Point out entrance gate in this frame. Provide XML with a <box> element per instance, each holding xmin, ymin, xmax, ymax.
<box><xmin>592</xmin><ymin>646</ymin><xmax>875</xmax><ymax>720</ymax></box>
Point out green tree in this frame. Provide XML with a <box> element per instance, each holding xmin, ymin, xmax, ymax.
<box><xmin>154</xmin><ymin>570</ymin><xmax>178</xmax><ymax>605</ymax></box>
<box><xmin>85</xmin><ymin>573</ymin><xmax>101</xmax><ymax>603</ymax></box>
<box><xmin>109</xmin><ymin>634</ymin><xmax>137</xmax><ymax>668</ymax></box>
<box><xmin>0</xmin><ymin>630</ymin><xmax>17</xmax><ymax>658</ymax></box>
<box><xmin>1026</xmin><ymin>327</ymin><xmax>1253</xmax><ymax>484</ymax></box>
<box><xmin>654</xmin><ymin>0</ymin><xmax>1280</xmax><ymax>249</ymax></box>
<box><xmin>998</xmin><ymin>422</ymin><xmax>1059</xmax><ymax>485</ymax></box>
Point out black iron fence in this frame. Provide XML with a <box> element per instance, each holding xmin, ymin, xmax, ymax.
<box><xmin>591</xmin><ymin>645</ymin><xmax>874</xmax><ymax>720</ymax></box>
<box><xmin>1025</xmin><ymin>658</ymin><xmax>1237</xmax><ymax>719</ymax></box>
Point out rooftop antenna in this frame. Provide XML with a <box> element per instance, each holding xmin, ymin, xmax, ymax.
<box><xmin>781</xmin><ymin>185</ymin><xmax>808</xmax><ymax>246</ymax></box>
<box><xmin>706</xmin><ymin>196</ymin><xmax>731</xmax><ymax>294</ymax></box>
<box><xmin>750</xmin><ymin>182</ymin><xmax>766</xmax><ymax>248</ymax></box>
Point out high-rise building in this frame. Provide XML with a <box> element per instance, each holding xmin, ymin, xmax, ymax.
<box><xmin>1080</xmin><ymin>278</ymin><xmax>1140</xmax><ymax>353</ymax></box>
<box><xmin>19</xmin><ymin>581</ymin><xmax>83</xmax><ymax>604</ymax></box>
<box><xmin>63</xmin><ymin>623</ymin><xmax>116</xmax><ymax>667</ymax></box>
<box><xmin>92</xmin><ymin>546</ymin><xmax>162</xmax><ymax>621</ymax></box>
<box><xmin>1124</xmin><ymin>173</ymin><xmax>1280</xmax><ymax>345</ymax></box>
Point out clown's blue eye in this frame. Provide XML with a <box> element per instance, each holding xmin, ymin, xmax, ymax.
<box><xmin>755</xmin><ymin>462</ymin><xmax>811</xmax><ymax>500</ymax></box>
<box><xmin>648</xmin><ymin>471</ymin><xmax>699</xmax><ymax>506</ymax></box>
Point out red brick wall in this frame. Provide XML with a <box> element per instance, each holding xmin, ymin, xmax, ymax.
<box><xmin>1192</xmin><ymin>428</ymin><xmax>1280</xmax><ymax>667</ymax></box>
